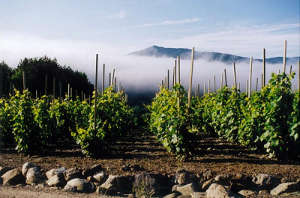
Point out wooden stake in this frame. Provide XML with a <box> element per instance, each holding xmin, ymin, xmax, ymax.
<box><xmin>224</xmin><ymin>69</ymin><xmax>227</xmax><ymax>87</ymax></box>
<box><xmin>208</xmin><ymin>80</ymin><xmax>210</xmax><ymax>94</ymax></box>
<box><xmin>112</xmin><ymin>69</ymin><xmax>115</xmax><ymax>87</ymax></box>
<box><xmin>204</xmin><ymin>82</ymin><xmax>206</xmax><ymax>95</ymax></box>
<box><xmin>172</xmin><ymin>67</ymin><xmax>175</xmax><ymax>88</ymax></box>
<box><xmin>238</xmin><ymin>82</ymin><xmax>240</xmax><ymax>90</ymax></box>
<box><xmin>233</xmin><ymin>62</ymin><xmax>237</xmax><ymax>89</ymax></box>
<box><xmin>114</xmin><ymin>77</ymin><xmax>117</xmax><ymax>91</ymax></box>
<box><xmin>283</xmin><ymin>40</ymin><xmax>287</xmax><ymax>73</ymax></box>
<box><xmin>256</xmin><ymin>77</ymin><xmax>258</xmax><ymax>91</ymax></box>
<box><xmin>22</xmin><ymin>71</ymin><xmax>26</xmax><ymax>90</ymax></box>
<box><xmin>167</xmin><ymin>69</ymin><xmax>170</xmax><ymax>89</ymax></box>
<box><xmin>221</xmin><ymin>73</ymin><xmax>224</xmax><ymax>88</ymax></box>
<box><xmin>298</xmin><ymin>61</ymin><xmax>300</xmax><ymax>90</ymax></box>
<box><xmin>67</xmin><ymin>83</ymin><xmax>70</xmax><ymax>97</ymax></box>
<box><xmin>261</xmin><ymin>74</ymin><xmax>264</xmax><ymax>89</ymax></box>
<box><xmin>248</xmin><ymin>57</ymin><xmax>253</xmax><ymax>97</ymax></box>
<box><xmin>177</xmin><ymin>56</ymin><xmax>181</xmax><ymax>84</ymax></box>
<box><xmin>174</xmin><ymin>60</ymin><xmax>177</xmax><ymax>84</ymax></box>
<box><xmin>45</xmin><ymin>74</ymin><xmax>48</xmax><ymax>95</ymax></box>
<box><xmin>53</xmin><ymin>76</ymin><xmax>56</xmax><ymax>97</ymax></box>
<box><xmin>94</xmin><ymin>54</ymin><xmax>98</xmax><ymax>129</ymax></box>
<box><xmin>263</xmin><ymin>48</ymin><xmax>266</xmax><ymax>87</ymax></box>
<box><xmin>59</xmin><ymin>81</ymin><xmax>62</xmax><ymax>98</ymax></box>
<box><xmin>289</xmin><ymin>65</ymin><xmax>293</xmax><ymax>75</ymax></box>
<box><xmin>188</xmin><ymin>47</ymin><xmax>195</xmax><ymax>108</ymax></box>
<box><xmin>109</xmin><ymin>73</ymin><xmax>111</xmax><ymax>87</ymax></box>
<box><xmin>197</xmin><ymin>84</ymin><xmax>200</xmax><ymax>97</ymax></box>
<box><xmin>213</xmin><ymin>75</ymin><xmax>216</xmax><ymax>92</ymax></box>
<box><xmin>102</xmin><ymin>64</ymin><xmax>105</xmax><ymax>94</ymax></box>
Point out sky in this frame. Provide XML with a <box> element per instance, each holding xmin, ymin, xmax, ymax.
<box><xmin>0</xmin><ymin>0</ymin><xmax>299</xmax><ymax>90</ymax></box>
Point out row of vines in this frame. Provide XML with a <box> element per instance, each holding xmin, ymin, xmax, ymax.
<box><xmin>0</xmin><ymin>87</ymin><xmax>135</xmax><ymax>157</ymax></box>
<box><xmin>148</xmin><ymin>73</ymin><xmax>300</xmax><ymax>160</ymax></box>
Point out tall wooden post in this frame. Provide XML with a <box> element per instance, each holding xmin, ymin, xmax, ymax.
<box><xmin>177</xmin><ymin>56</ymin><xmax>181</xmax><ymax>84</ymax></box>
<box><xmin>109</xmin><ymin>73</ymin><xmax>111</xmax><ymax>87</ymax></box>
<box><xmin>167</xmin><ymin>69</ymin><xmax>170</xmax><ymax>89</ymax></box>
<box><xmin>67</xmin><ymin>83</ymin><xmax>70</xmax><ymax>97</ymax></box>
<box><xmin>112</xmin><ymin>68</ymin><xmax>115</xmax><ymax>87</ymax></box>
<box><xmin>174</xmin><ymin>60</ymin><xmax>177</xmax><ymax>84</ymax></box>
<box><xmin>172</xmin><ymin>67</ymin><xmax>175</xmax><ymax>87</ymax></box>
<box><xmin>248</xmin><ymin>57</ymin><xmax>253</xmax><ymax>97</ymax></box>
<box><xmin>298</xmin><ymin>61</ymin><xmax>300</xmax><ymax>90</ymax></box>
<box><xmin>0</xmin><ymin>67</ymin><xmax>2</xmax><ymax>96</ymax></box>
<box><xmin>188</xmin><ymin>47</ymin><xmax>195</xmax><ymax>108</ymax></box>
<box><xmin>221</xmin><ymin>74</ymin><xmax>224</xmax><ymax>88</ymax></box>
<box><xmin>263</xmin><ymin>48</ymin><xmax>266</xmax><ymax>87</ymax></box>
<box><xmin>233</xmin><ymin>62</ymin><xmax>237</xmax><ymax>89</ymax></box>
<box><xmin>22</xmin><ymin>71</ymin><xmax>26</xmax><ymax>90</ymax></box>
<box><xmin>45</xmin><ymin>74</ymin><xmax>48</xmax><ymax>95</ymax></box>
<box><xmin>53</xmin><ymin>76</ymin><xmax>56</xmax><ymax>98</ymax></box>
<box><xmin>261</xmin><ymin>74</ymin><xmax>264</xmax><ymax>89</ymax></box>
<box><xmin>94</xmin><ymin>54</ymin><xmax>99</xmax><ymax>129</ymax></box>
<box><xmin>256</xmin><ymin>77</ymin><xmax>258</xmax><ymax>91</ymax></box>
<box><xmin>283</xmin><ymin>40</ymin><xmax>287</xmax><ymax>73</ymax></box>
<box><xmin>59</xmin><ymin>81</ymin><xmax>62</xmax><ymax>98</ymax></box>
<box><xmin>213</xmin><ymin>75</ymin><xmax>216</xmax><ymax>92</ymax></box>
<box><xmin>102</xmin><ymin>64</ymin><xmax>105</xmax><ymax>94</ymax></box>
<box><xmin>224</xmin><ymin>69</ymin><xmax>227</xmax><ymax>87</ymax></box>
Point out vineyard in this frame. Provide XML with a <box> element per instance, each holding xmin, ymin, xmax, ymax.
<box><xmin>0</xmin><ymin>71</ymin><xmax>299</xmax><ymax>161</ymax></box>
<box><xmin>0</xmin><ymin>48</ymin><xmax>300</xmax><ymax>197</ymax></box>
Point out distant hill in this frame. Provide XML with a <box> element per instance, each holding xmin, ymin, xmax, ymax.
<box><xmin>129</xmin><ymin>45</ymin><xmax>299</xmax><ymax>64</ymax></box>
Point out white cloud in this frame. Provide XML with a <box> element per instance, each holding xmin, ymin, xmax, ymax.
<box><xmin>158</xmin><ymin>23</ymin><xmax>300</xmax><ymax>58</ymax></box>
<box><xmin>140</xmin><ymin>18</ymin><xmax>200</xmax><ymax>27</ymax></box>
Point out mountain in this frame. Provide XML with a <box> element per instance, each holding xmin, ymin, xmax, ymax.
<box><xmin>129</xmin><ymin>45</ymin><xmax>299</xmax><ymax>64</ymax></box>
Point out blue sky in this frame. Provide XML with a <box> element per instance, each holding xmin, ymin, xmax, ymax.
<box><xmin>0</xmin><ymin>0</ymin><xmax>299</xmax><ymax>66</ymax></box>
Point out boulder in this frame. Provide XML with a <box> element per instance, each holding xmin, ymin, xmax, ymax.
<box><xmin>82</xmin><ymin>164</ymin><xmax>103</xmax><ymax>177</ymax></box>
<box><xmin>202</xmin><ymin>179</ymin><xmax>213</xmax><ymax>191</ymax></box>
<box><xmin>92</xmin><ymin>171</ymin><xmax>108</xmax><ymax>184</ymax></box>
<box><xmin>206</xmin><ymin>183</ymin><xmax>232</xmax><ymax>198</ymax></box>
<box><xmin>22</xmin><ymin>162</ymin><xmax>36</xmax><ymax>176</ymax></box>
<box><xmin>26</xmin><ymin>167</ymin><xmax>45</xmax><ymax>184</ymax></box>
<box><xmin>214</xmin><ymin>174</ymin><xmax>231</xmax><ymax>186</ymax></box>
<box><xmin>64</xmin><ymin>178</ymin><xmax>95</xmax><ymax>193</ymax></box>
<box><xmin>47</xmin><ymin>173</ymin><xmax>66</xmax><ymax>187</ymax></box>
<box><xmin>1</xmin><ymin>168</ymin><xmax>25</xmax><ymax>185</ymax></box>
<box><xmin>252</xmin><ymin>174</ymin><xmax>280</xmax><ymax>190</ymax></box>
<box><xmin>175</xmin><ymin>169</ymin><xmax>197</xmax><ymax>185</ymax></box>
<box><xmin>0</xmin><ymin>166</ymin><xmax>11</xmax><ymax>177</ymax></box>
<box><xmin>64</xmin><ymin>168</ymin><xmax>83</xmax><ymax>181</ymax></box>
<box><xmin>173</xmin><ymin>183</ymin><xmax>200</xmax><ymax>196</ymax></box>
<box><xmin>270</xmin><ymin>182</ymin><xmax>300</xmax><ymax>196</ymax></box>
<box><xmin>134</xmin><ymin>173</ymin><xmax>172</xmax><ymax>196</ymax></box>
<box><xmin>163</xmin><ymin>192</ymin><xmax>181</xmax><ymax>198</ymax></box>
<box><xmin>238</xmin><ymin>189</ymin><xmax>256</xmax><ymax>197</ymax></box>
<box><xmin>46</xmin><ymin>167</ymin><xmax>66</xmax><ymax>179</ymax></box>
<box><xmin>101</xmin><ymin>175</ymin><xmax>133</xmax><ymax>194</ymax></box>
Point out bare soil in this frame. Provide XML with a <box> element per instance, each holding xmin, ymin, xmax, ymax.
<box><xmin>0</xmin><ymin>130</ymin><xmax>300</xmax><ymax>197</ymax></box>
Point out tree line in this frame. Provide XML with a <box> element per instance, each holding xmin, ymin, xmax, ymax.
<box><xmin>0</xmin><ymin>56</ymin><xmax>94</xmax><ymax>98</ymax></box>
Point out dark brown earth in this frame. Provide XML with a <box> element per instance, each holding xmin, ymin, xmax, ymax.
<box><xmin>1</xmin><ymin>130</ymin><xmax>300</xmax><ymax>181</ymax></box>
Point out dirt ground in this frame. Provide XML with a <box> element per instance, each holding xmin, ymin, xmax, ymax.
<box><xmin>1</xmin><ymin>131</ymin><xmax>300</xmax><ymax>180</ymax></box>
<box><xmin>0</xmin><ymin>131</ymin><xmax>300</xmax><ymax>197</ymax></box>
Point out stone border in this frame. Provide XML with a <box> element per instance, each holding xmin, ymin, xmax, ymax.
<box><xmin>1</xmin><ymin>162</ymin><xmax>300</xmax><ymax>198</ymax></box>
